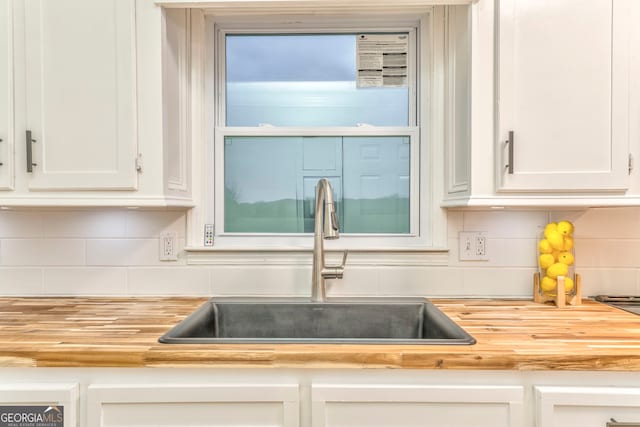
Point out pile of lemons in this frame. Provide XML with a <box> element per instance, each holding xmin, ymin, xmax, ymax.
<box><xmin>538</xmin><ymin>220</ymin><xmax>575</xmax><ymax>294</ymax></box>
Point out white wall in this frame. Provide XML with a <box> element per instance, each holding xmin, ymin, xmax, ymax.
<box><xmin>0</xmin><ymin>207</ymin><xmax>638</xmax><ymax>297</ymax></box>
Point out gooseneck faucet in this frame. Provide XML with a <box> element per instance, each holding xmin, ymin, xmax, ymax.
<box><xmin>311</xmin><ymin>178</ymin><xmax>348</xmax><ymax>302</ymax></box>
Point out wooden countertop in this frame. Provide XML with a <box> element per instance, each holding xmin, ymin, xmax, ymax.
<box><xmin>1</xmin><ymin>297</ymin><xmax>640</xmax><ymax>370</ymax></box>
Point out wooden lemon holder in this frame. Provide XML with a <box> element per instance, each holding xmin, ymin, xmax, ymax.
<box><xmin>533</xmin><ymin>272</ymin><xmax>582</xmax><ymax>307</ymax></box>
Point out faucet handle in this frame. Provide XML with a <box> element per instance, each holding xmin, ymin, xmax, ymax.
<box><xmin>337</xmin><ymin>250</ymin><xmax>348</xmax><ymax>268</ymax></box>
<box><xmin>322</xmin><ymin>250</ymin><xmax>348</xmax><ymax>280</ymax></box>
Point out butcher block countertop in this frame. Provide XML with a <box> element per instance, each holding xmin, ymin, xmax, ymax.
<box><xmin>1</xmin><ymin>297</ymin><xmax>640</xmax><ymax>370</ymax></box>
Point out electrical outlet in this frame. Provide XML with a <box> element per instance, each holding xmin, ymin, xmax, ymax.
<box><xmin>459</xmin><ymin>231</ymin><xmax>489</xmax><ymax>261</ymax></box>
<box><xmin>159</xmin><ymin>232</ymin><xmax>178</xmax><ymax>261</ymax></box>
<box><xmin>204</xmin><ymin>224</ymin><xmax>214</xmax><ymax>247</ymax></box>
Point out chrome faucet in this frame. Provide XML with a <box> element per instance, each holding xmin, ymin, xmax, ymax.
<box><xmin>311</xmin><ymin>178</ymin><xmax>348</xmax><ymax>302</ymax></box>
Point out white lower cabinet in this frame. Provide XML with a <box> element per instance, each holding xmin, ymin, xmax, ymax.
<box><xmin>536</xmin><ymin>386</ymin><xmax>640</xmax><ymax>427</ymax></box>
<box><xmin>87</xmin><ymin>383</ymin><xmax>300</xmax><ymax>427</ymax></box>
<box><xmin>311</xmin><ymin>384</ymin><xmax>524</xmax><ymax>427</ymax></box>
<box><xmin>0</xmin><ymin>383</ymin><xmax>78</xmax><ymax>427</ymax></box>
<box><xmin>7</xmin><ymin>370</ymin><xmax>640</xmax><ymax>427</ymax></box>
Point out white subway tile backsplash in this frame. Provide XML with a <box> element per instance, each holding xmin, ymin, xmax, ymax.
<box><xmin>576</xmin><ymin>239</ymin><xmax>640</xmax><ymax>268</ymax></box>
<box><xmin>125</xmin><ymin>210</ymin><xmax>185</xmax><ymax>238</ymax></box>
<box><xmin>577</xmin><ymin>268</ymin><xmax>639</xmax><ymax>297</ymax></box>
<box><xmin>43</xmin><ymin>268</ymin><xmax>127</xmax><ymax>295</ymax></box>
<box><xmin>447</xmin><ymin>211</ymin><xmax>464</xmax><ymax>239</ymax></box>
<box><xmin>128</xmin><ymin>267</ymin><xmax>210</xmax><ymax>295</ymax></box>
<box><xmin>210</xmin><ymin>266</ymin><xmax>309</xmax><ymax>296</ymax></box>
<box><xmin>328</xmin><ymin>267</ymin><xmax>380</xmax><ymax>297</ymax></box>
<box><xmin>1</xmin><ymin>239</ymin><xmax>85</xmax><ymax>266</ymax></box>
<box><xmin>86</xmin><ymin>239</ymin><xmax>186</xmax><ymax>266</ymax></box>
<box><xmin>462</xmin><ymin>267</ymin><xmax>535</xmax><ymax>297</ymax></box>
<box><xmin>0</xmin><ymin>268</ymin><xmax>43</xmax><ymax>295</ymax></box>
<box><xmin>44</xmin><ymin>210</ymin><xmax>127</xmax><ymax>238</ymax></box>
<box><xmin>463</xmin><ymin>210</ymin><xmax>548</xmax><ymax>238</ymax></box>
<box><xmin>0</xmin><ymin>211</ymin><xmax>44</xmax><ymax>238</ymax></box>
<box><xmin>0</xmin><ymin>208</ymin><xmax>639</xmax><ymax>297</ymax></box>
<box><xmin>378</xmin><ymin>267</ymin><xmax>464</xmax><ymax>297</ymax></box>
<box><xmin>557</xmin><ymin>208</ymin><xmax>640</xmax><ymax>239</ymax></box>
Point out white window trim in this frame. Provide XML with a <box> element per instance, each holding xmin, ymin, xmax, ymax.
<box><xmin>185</xmin><ymin>6</ymin><xmax>448</xmax><ymax>261</ymax></box>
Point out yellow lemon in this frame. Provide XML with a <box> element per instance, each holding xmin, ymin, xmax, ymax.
<box><xmin>544</xmin><ymin>223</ymin><xmax>558</xmax><ymax>239</ymax></box>
<box><xmin>557</xmin><ymin>220</ymin><xmax>574</xmax><ymax>237</ymax></box>
<box><xmin>563</xmin><ymin>236</ymin><xmax>574</xmax><ymax>251</ymax></box>
<box><xmin>552</xmin><ymin>250</ymin><xmax>561</xmax><ymax>260</ymax></box>
<box><xmin>562</xmin><ymin>276</ymin><xmax>575</xmax><ymax>293</ymax></box>
<box><xmin>539</xmin><ymin>253</ymin><xmax>555</xmax><ymax>269</ymax></box>
<box><xmin>540</xmin><ymin>276</ymin><xmax>557</xmax><ymax>293</ymax></box>
<box><xmin>546</xmin><ymin>262</ymin><xmax>569</xmax><ymax>279</ymax></box>
<box><xmin>538</xmin><ymin>239</ymin><xmax>553</xmax><ymax>254</ymax></box>
<box><xmin>546</xmin><ymin>230</ymin><xmax>564</xmax><ymax>250</ymax></box>
<box><xmin>558</xmin><ymin>251</ymin><xmax>574</xmax><ymax>266</ymax></box>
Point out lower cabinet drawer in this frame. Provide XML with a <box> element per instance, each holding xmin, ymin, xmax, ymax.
<box><xmin>0</xmin><ymin>383</ymin><xmax>78</xmax><ymax>427</ymax></box>
<box><xmin>536</xmin><ymin>386</ymin><xmax>640</xmax><ymax>427</ymax></box>
<box><xmin>311</xmin><ymin>384</ymin><xmax>524</xmax><ymax>427</ymax></box>
<box><xmin>87</xmin><ymin>383</ymin><xmax>299</xmax><ymax>427</ymax></box>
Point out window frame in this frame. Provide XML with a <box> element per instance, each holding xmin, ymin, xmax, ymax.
<box><xmin>200</xmin><ymin>11</ymin><xmax>443</xmax><ymax>251</ymax></box>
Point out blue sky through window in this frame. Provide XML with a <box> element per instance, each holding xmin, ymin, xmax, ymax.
<box><xmin>226</xmin><ymin>34</ymin><xmax>356</xmax><ymax>82</ymax></box>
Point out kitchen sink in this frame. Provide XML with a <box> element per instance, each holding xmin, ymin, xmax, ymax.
<box><xmin>158</xmin><ymin>299</ymin><xmax>475</xmax><ymax>345</ymax></box>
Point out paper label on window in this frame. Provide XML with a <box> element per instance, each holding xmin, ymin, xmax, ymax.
<box><xmin>356</xmin><ymin>34</ymin><xmax>408</xmax><ymax>88</ymax></box>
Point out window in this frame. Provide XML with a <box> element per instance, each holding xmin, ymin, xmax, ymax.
<box><xmin>206</xmin><ymin>14</ymin><xmax>439</xmax><ymax>249</ymax></box>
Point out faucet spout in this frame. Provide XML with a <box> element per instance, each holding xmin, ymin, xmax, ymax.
<box><xmin>311</xmin><ymin>178</ymin><xmax>347</xmax><ymax>302</ymax></box>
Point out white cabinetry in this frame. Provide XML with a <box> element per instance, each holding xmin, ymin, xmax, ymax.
<box><xmin>0</xmin><ymin>383</ymin><xmax>78</xmax><ymax>427</ymax></box>
<box><xmin>536</xmin><ymin>386</ymin><xmax>640</xmax><ymax>427</ymax></box>
<box><xmin>497</xmin><ymin>0</ymin><xmax>631</xmax><ymax>193</ymax></box>
<box><xmin>0</xmin><ymin>0</ymin><xmax>193</xmax><ymax>207</ymax></box>
<box><xmin>443</xmin><ymin>0</ymin><xmax>640</xmax><ymax>207</ymax></box>
<box><xmin>0</xmin><ymin>0</ymin><xmax>11</xmax><ymax>190</ymax></box>
<box><xmin>20</xmin><ymin>0</ymin><xmax>137</xmax><ymax>190</ymax></box>
<box><xmin>87</xmin><ymin>383</ymin><xmax>299</xmax><ymax>427</ymax></box>
<box><xmin>311</xmin><ymin>384</ymin><xmax>524</xmax><ymax>427</ymax></box>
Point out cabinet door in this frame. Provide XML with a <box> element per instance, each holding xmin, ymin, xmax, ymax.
<box><xmin>536</xmin><ymin>386</ymin><xmax>640</xmax><ymax>427</ymax></box>
<box><xmin>0</xmin><ymin>383</ymin><xmax>78</xmax><ymax>427</ymax></box>
<box><xmin>0</xmin><ymin>0</ymin><xmax>11</xmax><ymax>190</ymax></box>
<box><xmin>497</xmin><ymin>0</ymin><xmax>631</xmax><ymax>192</ymax></box>
<box><xmin>87</xmin><ymin>384</ymin><xmax>299</xmax><ymax>427</ymax></box>
<box><xmin>312</xmin><ymin>384</ymin><xmax>523</xmax><ymax>427</ymax></box>
<box><xmin>23</xmin><ymin>0</ymin><xmax>137</xmax><ymax>190</ymax></box>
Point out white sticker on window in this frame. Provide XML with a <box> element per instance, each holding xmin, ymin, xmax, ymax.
<box><xmin>356</xmin><ymin>34</ymin><xmax>408</xmax><ymax>88</ymax></box>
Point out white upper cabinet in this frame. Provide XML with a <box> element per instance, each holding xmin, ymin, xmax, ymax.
<box><xmin>22</xmin><ymin>0</ymin><xmax>137</xmax><ymax>190</ymax></box>
<box><xmin>496</xmin><ymin>0</ymin><xmax>631</xmax><ymax>192</ymax></box>
<box><xmin>0</xmin><ymin>0</ymin><xmax>11</xmax><ymax>190</ymax></box>
<box><xmin>0</xmin><ymin>0</ymin><xmax>193</xmax><ymax>207</ymax></box>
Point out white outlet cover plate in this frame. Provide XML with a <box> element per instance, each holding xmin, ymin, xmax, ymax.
<box><xmin>458</xmin><ymin>231</ymin><xmax>489</xmax><ymax>261</ymax></box>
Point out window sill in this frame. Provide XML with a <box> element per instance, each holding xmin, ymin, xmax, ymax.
<box><xmin>185</xmin><ymin>246</ymin><xmax>449</xmax><ymax>266</ymax></box>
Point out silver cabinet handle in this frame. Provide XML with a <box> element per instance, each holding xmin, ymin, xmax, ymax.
<box><xmin>505</xmin><ymin>130</ymin><xmax>514</xmax><ymax>174</ymax></box>
<box><xmin>608</xmin><ymin>418</ymin><xmax>640</xmax><ymax>426</ymax></box>
<box><xmin>26</xmin><ymin>130</ymin><xmax>37</xmax><ymax>172</ymax></box>
<box><xmin>0</xmin><ymin>136</ymin><xmax>3</xmax><ymax>166</ymax></box>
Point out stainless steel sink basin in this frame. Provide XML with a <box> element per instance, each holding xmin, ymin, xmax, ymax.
<box><xmin>159</xmin><ymin>299</ymin><xmax>475</xmax><ymax>345</ymax></box>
